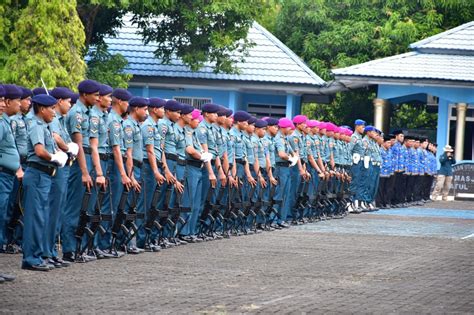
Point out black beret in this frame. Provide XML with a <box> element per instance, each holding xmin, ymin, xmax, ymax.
<box><xmin>3</xmin><ymin>84</ymin><xmax>23</xmax><ymax>99</ymax></box>
<box><xmin>148</xmin><ymin>97</ymin><xmax>166</xmax><ymax>108</ymax></box>
<box><xmin>248</xmin><ymin>116</ymin><xmax>257</xmax><ymax>124</ymax></box>
<box><xmin>112</xmin><ymin>88</ymin><xmax>132</xmax><ymax>102</ymax></box>
<box><xmin>233</xmin><ymin>111</ymin><xmax>251</xmax><ymax>122</ymax></box>
<box><xmin>388</xmin><ymin>134</ymin><xmax>396</xmax><ymax>139</ymax></box>
<box><xmin>32</xmin><ymin>94</ymin><xmax>57</xmax><ymax>107</ymax></box>
<box><xmin>32</xmin><ymin>87</ymin><xmax>49</xmax><ymax>96</ymax></box>
<box><xmin>393</xmin><ymin>130</ymin><xmax>404</xmax><ymax>136</ymax></box>
<box><xmin>164</xmin><ymin>100</ymin><xmax>182</xmax><ymax>112</ymax></box>
<box><xmin>99</xmin><ymin>84</ymin><xmax>113</xmax><ymax>96</ymax></box>
<box><xmin>71</xmin><ymin>93</ymin><xmax>79</xmax><ymax>104</ymax></box>
<box><xmin>264</xmin><ymin>117</ymin><xmax>279</xmax><ymax>126</ymax></box>
<box><xmin>180</xmin><ymin>104</ymin><xmax>194</xmax><ymax>115</ymax></box>
<box><xmin>51</xmin><ymin>87</ymin><xmax>74</xmax><ymax>100</ymax></box>
<box><xmin>383</xmin><ymin>136</ymin><xmax>391</xmax><ymax>141</ymax></box>
<box><xmin>20</xmin><ymin>87</ymin><xmax>33</xmax><ymax>99</ymax></box>
<box><xmin>255</xmin><ymin>119</ymin><xmax>268</xmax><ymax>128</ymax></box>
<box><xmin>217</xmin><ymin>106</ymin><xmax>228</xmax><ymax>117</ymax></box>
<box><xmin>201</xmin><ymin>103</ymin><xmax>220</xmax><ymax>113</ymax></box>
<box><xmin>129</xmin><ymin>97</ymin><xmax>149</xmax><ymax>107</ymax></box>
<box><xmin>0</xmin><ymin>85</ymin><xmax>4</xmax><ymax>97</ymax></box>
<box><xmin>78</xmin><ymin>79</ymin><xmax>100</xmax><ymax>94</ymax></box>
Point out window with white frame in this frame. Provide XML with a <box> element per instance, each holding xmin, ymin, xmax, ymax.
<box><xmin>173</xmin><ymin>97</ymin><xmax>212</xmax><ymax>110</ymax></box>
<box><xmin>247</xmin><ymin>103</ymin><xmax>286</xmax><ymax>118</ymax></box>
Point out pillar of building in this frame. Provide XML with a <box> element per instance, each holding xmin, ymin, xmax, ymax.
<box><xmin>373</xmin><ymin>98</ymin><xmax>390</xmax><ymax>134</ymax></box>
<box><xmin>455</xmin><ymin>102</ymin><xmax>467</xmax><ymax>161</ymax></box>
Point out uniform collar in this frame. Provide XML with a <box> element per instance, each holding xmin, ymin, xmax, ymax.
<box><xmin>2</xmin><ymin>113</ymin><xmax>10</xmax><ymax>122</ymax></box>
<box><xmin>110</xmin><ymin>109</ymin><xmax>123</xmax><ymax>122</ymax></box>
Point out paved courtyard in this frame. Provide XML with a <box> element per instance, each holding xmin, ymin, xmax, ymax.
<box><xmin>1</xmin><ymin>201</ymin><xmax>473</xmax><ymax>314</ymax></box>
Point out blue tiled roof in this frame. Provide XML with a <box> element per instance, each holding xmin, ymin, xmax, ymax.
<box><xmin>332</xmin><ymin>52</ymin><xmax>474</xmax><ymax>82</ymax></box>
<box><xmin>104</xmin><ymin>16</ymin><xmax>325</xmax><ymax>86</ymax></box>
<box><xmin>332</xmin><ymin>21</ymin><xmax>474</xmax><ymax>83</ymax></box>
<box><xmin>410</xmin><ymin>21</ymin><xmax>474</xmax><ymax>52</ymax></box>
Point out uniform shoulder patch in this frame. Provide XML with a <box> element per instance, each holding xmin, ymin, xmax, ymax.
<box><xmin>124</xmin><ymin>126</ymin><xmax>133</xmax><ymax>137</ymax></box>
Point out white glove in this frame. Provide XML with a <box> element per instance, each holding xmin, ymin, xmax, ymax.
<box><xmin>363</xmin><ymin>156</ymin><xmax>370</xmax><ymax>169</ymax></box>
<box><xmin>352</xmin><ymin>153</ymin><xmax>361</xmax><ymax>165</ymax></box>
<box><xmin>200</xmin><ymin>152</ymin><xmax>213</xmax><ymax>163</ymax></box>
<box><xmin>51</xmin><ymin>151</ymin><xmax>69</xmax><ymax>167</ymax></box>
<box><xmin>67</xmin><ymin>142</ymin><xmax>79</xmax><ymax>156</ymax></box>
<box><xmin>288</xmin><ymin>155</ymin><xmax>298</xmax><ymax>167</ymax></box>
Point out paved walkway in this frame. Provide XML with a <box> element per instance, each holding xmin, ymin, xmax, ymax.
<box><xmin>1</xmin><ymin>201</ymin><xmax>473</xmax><ymax>314</ymax></box>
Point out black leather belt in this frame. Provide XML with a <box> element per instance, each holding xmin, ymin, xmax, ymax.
<box><xmin>27</xmin><ymin>162</ymin><xmax>57</xmax><ymax>176</ymax></box>
<box><xmin>0</xmin><ymin>166</ymin><xmax>16</xmax><ymax>176</ymax></box>
<box><xmin>122</xmin><ymin>157</ymin><xmax>143</xmax><ymax>168</ymax></box>
<box><xmin>99</xmin><ymin>153</ymin><xmax>109</xmax><ymax>161</ymax></box>
<box><xmin>177</xmin><ymin>159</ymin><xmax>186</xmax><ymax>166</ymax></box>
<box><xmin>20</xmin><ymin>155</ymin><xmax>27</xmax><ymax>164</ymax></box>
<box><xmin>235</xmin><ymin>158</ymin><xmax>245</xmax><ymax>165</ymax></box>
<box><xmin>276</xmin><ymin>161</ymin><xmax>290</xmax><ymax>167</ymax></box>
<box><xmin>83</xmin><ymin>147</ymin><xmax>108</xmax><ymax>161</ymax></box>
<box><xmin>143</xmin><ymin>158</ymin><xmax>163</xmax><ymax>168</ymax></box>
<box><xmin>165</xmin><ymin>153</ymin><xmax>178</xmax><ymax>161</ymax></box>
<box><xmin>186</xmin><ymin>159</ymin><xmax>203</xmax><ymax>168</ymax></box>
<box><xmin>133</xmin><ymin>159</ymin><xmax>143</xmax><ymax>168</ymax></box>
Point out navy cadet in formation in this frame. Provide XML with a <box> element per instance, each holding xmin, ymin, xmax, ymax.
<box><xmin>1</xmin><ymin>79</ymin><xmax>442</xmax><ymax>276</ymax></box>
<box><xmin>0</xmin><ymin>85</ymin><xmax>22</xmax><ymax>281</ymax></box>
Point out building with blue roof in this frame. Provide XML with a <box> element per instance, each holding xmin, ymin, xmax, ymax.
<box><xmin>104</xmin><ymin>15</ymin><xmax>325</xmax><ymax>118</ymax></box>
<box><xmin>332</xmin><ymin>21</ymin><xmax>474</xmax><ymax>163</ymax></box>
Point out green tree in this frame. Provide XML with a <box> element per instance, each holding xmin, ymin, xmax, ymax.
<box><xmin>77</xmin><ymin>0</ymin><xmax>265</xmax><ymax>73</ymax></box>
<box><xmin>391</xmin><ymin>103</ymin><xmax>438</xmax><ymax>130</ymax></box>
<box><xmin>86</xmin><ymin>43</ymin><xmax>132</xmax><ymax>88</ymax></box>
<box><xmin>271</xmin><ymin>0</ymin><xmax>474</xmax><ymax>125</ymax></box>
<box><xmin>2</xmin><ymin>0</ymin><xmax>86</xmax><ymax>89</ymax></box>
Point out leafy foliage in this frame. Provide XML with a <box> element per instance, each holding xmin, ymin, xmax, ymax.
<box><xmin>1</xmin><ymin>0</ymin><xmax>86</xmax><ymax>89</ymax></box>
<box><xmin>86</xmin><ymin>43</ymin><xmax>132</xmax><ymax>88</ymax></box>
<box><xmin>78</xmin><ymin>0</ymin><xmax>264</xmax><ymax>73</ymax></box>
<box><xmin>272</xmin><ymin>0</ymin><xmax>474</xmax><ymax>126</ymax></box>
<box><xmin>391</xmin><ymin>103</ymin><xmax>438</xmax><ymax>130</ymax></box>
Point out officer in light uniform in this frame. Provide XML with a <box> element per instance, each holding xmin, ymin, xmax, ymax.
<box><xmin>0</xmin><ymin>85</ymin><xmax>23</xmax><ymax>255</ymax></box>
<box><xmin>122</xmin><ymin>97</ymin><xmax>148</xmax><ymax>253</ymax></box>
<box><xmin>139</xmin><ymin>97</ymin><xmax>166</xmax><ymax>251</ymax></box>
<box><xmin>62</xmin><ymin>80</ymin><xmax>100</xmax><ymax>262</ymax></box>
<box><xmin>348</xmin><ymin>119</ymin><xmax>366</xmax><ymax>213</ymax></box>
<box><xmin>45</xmin><ymin>87</ymin><xmax>78</xmax><ymax>267</ymax></box>
<box><xmin>22</xmin><ymin>94</ymin><xmax>68</xmax><ymax>271</ymax></box>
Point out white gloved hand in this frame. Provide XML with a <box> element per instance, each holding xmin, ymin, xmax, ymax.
<box><xmin>51</xmin><ymin>151</ymin><xmax>69</xmax><ymax>167</ymax></box>
<box><xmin>288</xmin><ymin>155</ymin><xmax>298</xmax><ymax>167</ymax></box>
<box><xmin>67</xmin><ymin>142</ymin><xmax>79</xmax><ymax>156</ymax></box>
<box><xmin>363</xmin><ymin>155</ymin><xmax>370</xmax><ymax>169</ymax></box>
<box><xmin>200</xmin><ymin>152</ymin><xmax>213</xmax><ymax>163</ymax></box>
